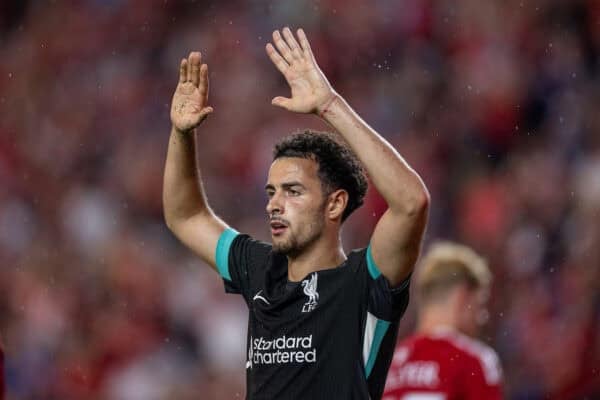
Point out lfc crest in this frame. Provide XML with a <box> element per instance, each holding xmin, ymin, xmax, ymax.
<box><xmin>301</xmin><ymin>273</ymin><xmax>319</xmax><ymax>313</ymax></box>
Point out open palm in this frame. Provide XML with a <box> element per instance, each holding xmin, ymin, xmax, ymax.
<box><xmin>266</xmin><ymin>28</ymin><xmax>335</xmax><ymax>114</ymax></box>
<box><xmin>170</xmin><ymin>52</ymin><xmax>213</xmax><ymax>132</ymax></box>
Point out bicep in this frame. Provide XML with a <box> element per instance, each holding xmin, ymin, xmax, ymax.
<box><xmin>369</xmin><ymin>207</ymin><xmax>428</xmax><ymax>287</ymax></box>
<box><xmin>169</xmin><ymin>211</ymin><xmax>229</xmax><ymax>272</ymax></box>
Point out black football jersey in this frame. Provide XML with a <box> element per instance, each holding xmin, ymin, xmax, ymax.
<box><xmin>215</xmin><ymin>229</ymin><xmax>410</xmax><ymax>400</ymax></box>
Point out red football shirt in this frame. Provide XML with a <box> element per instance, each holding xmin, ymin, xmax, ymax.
<box><xmin>383</xmin><ymin>329</ymin><xmax>503</xmax><ymax>400</ymax></box>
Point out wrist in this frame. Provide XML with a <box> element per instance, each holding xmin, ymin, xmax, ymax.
<box><xmin>172</xmin><ymin>125</ymin><xmax>195</xmax><ymax>136</ymax></box>
<box><xmin>316</xmin><ymin>92</ymin><xmax>340</xmax><ymax>118</ymax></box>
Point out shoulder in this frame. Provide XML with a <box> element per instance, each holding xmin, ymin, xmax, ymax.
<box><xmin>347</xmin><ymin>247</ymin><xmax>368</xmax><ymax>263</ymax></box>
<box><xmin>232</xmin><ymin>232</ymin><xmax>272</xmax><ymax>250</ymax></box>
<box><xmin>391</xmin><ymin>334</ymin><xmax>457</xmax><ymax>365</ymax></box>
<box><xmin>217</xmin><ymin>230</ymin><xmax>274</xmax><ymax>290</ymax></box>
<box><xmin>226</xmin><ymin>232</ymin><xmax>273</xmax><ymax>260</ymax></box>
<box><xmin>341</xmin><ymin>247</ymin><xmax>369</xmax><ymax>275</ymax></box>
<box><xmin>435</xmin><ymin>330</ymin><xmax>503</xmax><ymax>386</ymax></box>
<box><xmin>348</xmin><ymin>246</ymin><xmax>384</xmax><ymax>281</ymax></box>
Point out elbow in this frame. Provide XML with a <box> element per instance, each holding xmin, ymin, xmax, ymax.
<box><xmin>411</xmin><ymin>186</ymin><xmax>431</xmax><ymax>217</ymax></box>
<box><xmin>163</xmin><ymin>204</ymin><xmax>186</xmax><ymax>233</ymax></box>
<box><xmin>401</xmin><ymin>184</ymin><xmax>430</xmax><ymax>218</ymax></box>
<box><xmin>417</xmin><ymin>185</ymin><xmax>431</xmax><ymax>213</ymax></box>
<box><xmin>163</xmin><ymin>198</ymin><xmax>194</xmax><ymax>233</ymax></box>
<box><xmin>164</xmin><ymin>211</ymin><xmax>178</xmax><ymax>233</ymax></box>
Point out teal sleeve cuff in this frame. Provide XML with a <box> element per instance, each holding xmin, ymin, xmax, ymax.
<box><xmin>366</xmin><ymin>244</ymin><xmax>382</xmax><ymax>280</ymax></box>
<box><xmin>215</xmin><ymin>228</ymin><xmax>239</xmax><ymax>281</ymax></box>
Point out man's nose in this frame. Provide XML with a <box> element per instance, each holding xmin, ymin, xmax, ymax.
<box><xmin>266</xmin><ymin>192</ymin><xmax>283</xmax><ymax>216</ymax></box>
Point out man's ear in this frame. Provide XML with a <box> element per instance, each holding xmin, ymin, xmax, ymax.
<box><xmin>326</xmin><ymin>189</ymin><xmax>348</xmax><ymax>221</ymax></box>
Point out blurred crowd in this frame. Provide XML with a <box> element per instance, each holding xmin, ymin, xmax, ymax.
<box><xmin>0</xmin><ymin>0</ymin><xmax>599</xmax><ymax>399</ymax></box>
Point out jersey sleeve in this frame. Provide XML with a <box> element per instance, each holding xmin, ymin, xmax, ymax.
<box><xmin>214</xmin><ymin>228</ymin><xmax>271</xmax><ymax>301</ymax></box>
<box><xmin>362</xmin><ymin>245</ymin><xmax>411</xmax><ymax>400</ymax></box>
<box><xmin>365</xmin><ymin>244</ymin><xmax>411</xmax><ymax>321</ymax></box>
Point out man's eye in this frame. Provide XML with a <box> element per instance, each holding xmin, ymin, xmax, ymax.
<box><xmin>288</xmin><ymin>189</ymin><xmax>300</xmax><ymax>196</ymax></box>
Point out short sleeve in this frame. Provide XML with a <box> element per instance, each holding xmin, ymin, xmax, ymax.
<box><xmin>362</xmin><ymin>245</ymin><xmax>412</xmax><ymax>399</ymax></box>
<box><xmin>215</xmin><ymin>228</ymin><xmax>271</xmax><ymax>300</ymax></box>
<box><xmin>366</xmin><ymin>244</ymin><xmax>411</xmax><ymax>321</ymax></box>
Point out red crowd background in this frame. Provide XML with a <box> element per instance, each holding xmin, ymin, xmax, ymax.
<box><xmin>0</xmin><ymin>1</ymin><xmax>599</xmax><ymax>399</ymax></box>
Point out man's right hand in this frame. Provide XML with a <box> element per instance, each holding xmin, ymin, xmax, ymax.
<box><xmin>170</xmin><ymin>51</ymin><xmax>213</xmax><ymax>133</ymax></box>
<box><xmin>164</xmin><ymin>51</ymin><xmax>227</xmax><ymax>272</ymax></box>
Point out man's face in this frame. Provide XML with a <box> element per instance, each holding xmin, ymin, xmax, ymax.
<box><xmin>265</xmin><ymin>157</ymin><xmax>327</xmax><ymax>255</ymax></box>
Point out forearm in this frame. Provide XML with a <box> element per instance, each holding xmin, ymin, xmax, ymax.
<box><xmin>320</xmin><ymin>95</ymin><xmax>429</xmax><ymax>213</ymax></box>
<box><xmin>163</xmin><ymin>126</ymin><xmax>212</xmax><ymax>226</ymax></box>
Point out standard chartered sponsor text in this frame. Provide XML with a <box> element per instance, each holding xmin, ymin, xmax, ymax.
<box><xmin>251</xmin><ymin>334</ymin><xmax>316</xmax><ymax>365</ymax></box>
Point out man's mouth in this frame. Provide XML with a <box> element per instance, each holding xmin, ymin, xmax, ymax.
<box><xmin>270</xmin><ymin>220</ymin><xmax>288</xmax><ymax>236</ymax></box>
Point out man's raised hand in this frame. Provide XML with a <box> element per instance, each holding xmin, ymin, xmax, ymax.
<box><xmin>266</xmin><ymin>27</ymin><xmax>336</xmax><ymax>114</ymax></box>
<box><xmin>170</xmin><ymin>52</ymin><xmax>213</xmax><ymax>133</ymax></box>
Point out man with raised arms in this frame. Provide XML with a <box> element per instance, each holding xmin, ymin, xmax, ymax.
<box><xmin>163</xmin><ymin>27</ymin><xmax>429</xmax><ymax>399</ymax></box>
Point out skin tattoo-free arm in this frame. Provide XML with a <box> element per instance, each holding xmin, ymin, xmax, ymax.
<box><xmin>266</xmin><ymin>27</ymin><xmax>430</xmax><ymax>286</ymax></box>
<box><xmin>163</xmin><ymin>52</ymin><xmax>229</xmax><ymax>271</ymax></box>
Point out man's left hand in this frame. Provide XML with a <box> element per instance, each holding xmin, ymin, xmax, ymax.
<box><xmin>266</xmin><ymin>27</ymin><xmax>336</xmax><ymax>115</ymax></box>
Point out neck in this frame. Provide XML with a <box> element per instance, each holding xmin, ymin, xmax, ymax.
<box><xmin>287</xmin><ymin>232</ymin><xmax>346</xmax><ymax>282</ymax></box>
<box><xmin>416</xmin><ymin>303</ymin><xmax>459</xmax><ymax>335</ymax></box>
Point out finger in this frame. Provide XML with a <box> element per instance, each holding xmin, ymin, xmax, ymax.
<box><xmin>199</xmin><ymin>106</ymin><xmax>214</xmax><ymax>118</ymax></box>
<box><xmin>297</xmin><ymin>28</ymin><xmax>314</xmax><ymax>58</ymax></box>
<box><xmin>272</xmin><ymin>96</ymin><xmax>292</xmax><ymax>110</ymax></box>
<box><xmin>189</xmin><ymin>52</ymin><xmax>201</xmax><ymax>87</ymax></box>
<box><xmin>179</xmin><ymin>58</ymin><xmax>188</xmax><ymax>83</ymax></box>
<box><xmin>195</xmin><ymin>106</ymin><xmax>214</xmax><ymax>125</ymax></box>
<box><xmin>266</xmin><ymin>43</ymin><xmax>290</xmax><ymax>76</ymax></box>
<box><xmin>282</xmin><ymin>27</ymin><xmax>303</xmax><ymax>60</ymax></box>
<box><xmin>199</xmin><ymin>64</ymin><xmax>209</xmax><ymax>100</ymax></box>
<box><xmin>272</xmin><ymin>30</ymin><xmax>295</xmax><ymax>64</ymax></box>
<box><xmin>186</xmin><ymin>52</ymin><xmax>194</xmax><ymax>82</ymax></box>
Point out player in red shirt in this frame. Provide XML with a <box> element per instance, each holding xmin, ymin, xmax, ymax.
<box><xmin>383</xmin><ymin>242</ymin><xmax>503</xmax><ymax>400</ymax></box>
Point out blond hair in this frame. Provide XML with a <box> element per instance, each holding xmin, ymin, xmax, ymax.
<box><xmin>416</xmin><ymin>241</ymin><xmax>491</xmax><ymax>304</ymax></box>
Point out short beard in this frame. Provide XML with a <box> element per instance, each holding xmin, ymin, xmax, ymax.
<box><xmin>272</xmin><ymin>208</ymin><xmax>326</xmax><ymax>256</ymax></box>
<box><xmin>273</xmin><ymin>235</ymin><xmax>300</xmax><ymax>256</ymax></box>
<box><xmin>273</xmin><ymin>224</ymin><xmax>321</xmax><ymax>257</ymax></box>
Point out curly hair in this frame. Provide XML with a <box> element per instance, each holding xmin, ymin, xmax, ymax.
<box><xmin>273</xmin><ymin>130</ymin><xmax>368</xmax><ymax>222</ymax></box>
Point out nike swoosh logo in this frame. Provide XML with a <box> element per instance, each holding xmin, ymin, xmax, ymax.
<box><xmin>253</xmin><ymin>290</ymin><xmax>270</xmax><ymax>305</ymax></box>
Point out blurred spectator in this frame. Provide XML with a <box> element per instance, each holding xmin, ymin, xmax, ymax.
<box><xmin>383</xmin><ymin>242</ymin><xmax>502</xmax><ymax>399</ymax></box>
